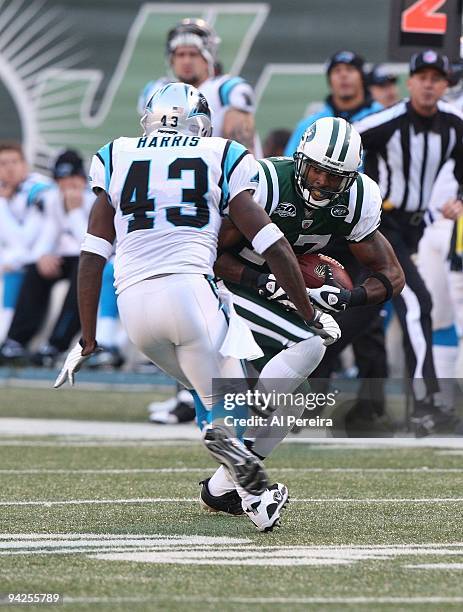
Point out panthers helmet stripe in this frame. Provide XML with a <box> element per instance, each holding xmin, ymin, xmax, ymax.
<box><xmin>338</xmin><ymin>121</ymin><xmax>352</xmax><ymax>163</ymax></box>
<box><xmin>325</xmin><ymin>117</ymin><xmax>340</xmax><ymax>158</ymax></box>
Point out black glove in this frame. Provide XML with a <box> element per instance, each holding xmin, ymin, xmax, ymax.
<box><xmin>256</xmin><ymin>273</ymin><xmax>296</xmax><ymax>310</ymax></box>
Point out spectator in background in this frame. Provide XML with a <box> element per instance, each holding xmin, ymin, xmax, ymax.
<box><xmin>284</xmin><ymin>50</ymin><xmax>383</xmax><ymax>156</ymax></box>
<box><xmin>283</xmin><ymin>52</ymin><xmax>388</xmax><ymax>434</ymax></box>
<box><xmin>0</xmin><ymin>142</ymin><xmax>50</xmax><ymax>343</ymax></box>
<box><xmin>366</xmin><ymin>64</ymin><xmax>400</xmax><ymax>108</ymax></box>
<box><xmin>0</xmin><ymin>150</ymin><xmax>93</xmax><ymax>366</ymax></box>
<box><xmin>356</xmin><ymin>50</ymin><xmax>463</xmax><ymax>435</ymax></box>
<box><xmin>262</xmin><ymin>129</ymin><xmax>291</xmax><ymax>158</ymax></box>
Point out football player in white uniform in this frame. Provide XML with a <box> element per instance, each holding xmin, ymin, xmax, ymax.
<box><xmin>55</xmin><ymin>83</ymin><xmax>340</xmax><ymax>531</ymax></box>
<box><xmin>139</xmin><ymin>18</ymin><xmax>261</xmax><ymax>423</ymax></box>
<box><xmin>138</xmin><ymin>18</ymin><xmax>259</xmax><ymax>153</ymax></box>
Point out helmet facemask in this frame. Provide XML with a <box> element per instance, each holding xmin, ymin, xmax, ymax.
<box><xmin>294</xmin><ymin>117</ymin><xmax>362</xmax><ymax>209</ymax></box>
<box><xmin>294</xmin><ymin>152</ymin><xmax>358</xmax><ymax>208</ymax></box>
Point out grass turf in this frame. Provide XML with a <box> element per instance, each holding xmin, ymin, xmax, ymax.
<box><xmin>1</xmin><ymin>389</ymin><xmax>463</xmax><ymax>611</ymax></box>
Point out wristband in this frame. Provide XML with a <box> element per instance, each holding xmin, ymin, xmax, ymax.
<box><xmin>369</xmin><ymin>272</ymin><xmax>394</xmax><ymax>302</ymax></box>
<box><xmin>81</xmin><ymin>233</ymin><xmax>113</xmax><ymax>260</ymax></box>
<box><xmin>251</xmin><ymin>223</ymin><xmax>284</xmax><ymax>255</ymax></box>
<box><xmin>348</xmin><ymin>286</ymin><xmax>367</xmax><ymax>307</ymax></box>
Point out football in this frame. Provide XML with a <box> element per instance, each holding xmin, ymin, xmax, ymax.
<box><xmin>297</xmin><ymin>253</ymin><xmax>354</xmax><ymax>290</ymax></box>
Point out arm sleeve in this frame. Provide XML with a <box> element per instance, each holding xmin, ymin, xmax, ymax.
<box><xmin>346</xmin><ymin>177</ymin><xmax>382</xmax><ymax>242</ymax></box>
<box><xmin>226</xmin><ymin>80</ymin><xmax>255</xmax><ymax>113</ymax></box>
<box><xmin>222</xmin><ymin>142</ymin><xmax>260</xmax><ymax>214</ymax></box>
<box><xmin>89</xmin><ymin>153</ymin><xmax>107</xmax><ymax>193</ymax></box>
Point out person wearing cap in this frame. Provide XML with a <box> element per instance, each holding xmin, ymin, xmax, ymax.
<box><xmin>137</xmin><ymin>18</ymin><xmax>259</xmax><ymax>154</ymax></box>
<box><xmin>0</xmin><ymin>141</ymin><xmax>51</xmax><ymax>345</ymax></box>
<box><xmin>0</xmin><ymin>150</ymin><xmax>94</xmax><ymax>366</ymax></box>
<box><xmin>355</xmin><ymin>50</ymin><xmax>463</xmax><ymax>435</ymax></box>
<box><xmin>366</xmin><ymin>64</ymin><xmax>400</xmax><ymax>108</ymax></box>
<box><xmin>284</xmin><ymin>50</ymin><xmax>383</xmax><ymax>156</ymax></box>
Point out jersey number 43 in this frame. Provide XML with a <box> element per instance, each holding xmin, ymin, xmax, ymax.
<box><xmin>120</xmin><ymin>158</ymin><xmax>209</xmax><ymax>232</ymax></box>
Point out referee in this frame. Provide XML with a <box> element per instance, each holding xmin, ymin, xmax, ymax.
<box><xmin>356</xmin><ymin>50</ymin><xmax>463</xmax><ymax>434</ymax></box>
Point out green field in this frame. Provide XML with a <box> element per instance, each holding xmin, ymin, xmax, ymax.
<box><xmin>2</xmin><ymin>388</ymin><xmax>463</xmax><ymax>611</ymax></box>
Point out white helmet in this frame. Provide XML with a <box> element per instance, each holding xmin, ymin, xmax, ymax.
<box><xmin>294</xmin><ymin>117</ymin><xmax>362</xmax><ymax>208</ymax></box>
<box><xmin>140</xmin><ymin>82</ymin><xmax>213</xmax><ymax>138</ymax></box>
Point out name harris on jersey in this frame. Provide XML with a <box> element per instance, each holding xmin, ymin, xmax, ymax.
<box><xmin>137</xmin><ymin>135</ymin><xmax>200</xmax><ymax>148</ymax></box>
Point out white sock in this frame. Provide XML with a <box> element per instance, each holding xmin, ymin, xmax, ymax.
<box><xmin>235</xmin><ymin>483</ymin><xmax>261</xmax><ymax>508</ymax></box>
<box><xmin>208</xmin><ymin>465</ymin><xmax>261</xmax><ymax>508</ymax></box>
<box><xmin>207</xmin><ymin>465</ymin><xmax>235</xmax><ymax>496</ymax></box>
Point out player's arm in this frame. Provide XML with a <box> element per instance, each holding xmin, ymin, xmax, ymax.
<box><xmin>54</xmin><ymin>188</ymin><xmax>115</xmax><ymax>388</ymax></box>
<box><xmin>78</xmin><ymin>189</ymin><xmax>115</xmax><ymax>355</ymax></box>
<box><xmin>348</xmin><ymin>230</ymin><xmax>404</xmax><ymax>302</ymax></box>
<box><xmin>222</xmin><ymin>109</ymin><xmax>256</xmax><ymax>154</ymax></box>
<box><xmin>221</xmin><ymin>80</ymin><xmax>257</xmax><ymax>153</ymax></box>
<box><xmin>227</xmin><ymin>190</ymin><xmax>340</xmax><ymax>345</ymax></box>
<box><xmin>307</xmin><ymin>231</ymin><xmax>404</xmax><ymax>313</ymax></box>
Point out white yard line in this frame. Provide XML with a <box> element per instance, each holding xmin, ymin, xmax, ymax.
<box><xmin>36</xmin><ymin>596</ymin><xmax>463</xmax><ymax>605</ymax></box>
<box><xmin>1</xmin><ymin>467</ymin><xmax>463</xmax><ymax>474</ymax></box>
<box><xmin>2</xmin><ymin>497</ymin><xmax>463</xmax><ymax>507</ymax></box>
<box><xmin>2</xmin><ymin>418</ymin><xmax>463</xmax><ymax>448</ymax></box>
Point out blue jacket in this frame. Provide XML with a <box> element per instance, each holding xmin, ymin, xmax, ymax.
<box><xmin>284</xmin><ymin>95</ymin><xmax>383</xmax><ymax>156</ymax></box>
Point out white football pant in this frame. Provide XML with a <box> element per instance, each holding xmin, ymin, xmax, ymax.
<box><xmin>117</xmin><ymin>274</ymin><xmax>245</xmax><ymax>408</ymax></box>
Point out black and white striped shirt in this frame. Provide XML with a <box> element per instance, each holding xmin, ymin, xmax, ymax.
<box><xmin>355</xmin><ymin>99</ymin><xmax>463</xmax><ymax>212</ymax></box>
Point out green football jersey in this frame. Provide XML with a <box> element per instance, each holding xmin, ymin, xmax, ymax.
<box><xmin>233</xmin><ymin>157</ymin><xmax>381</xmax><ymax>271</ymax></box>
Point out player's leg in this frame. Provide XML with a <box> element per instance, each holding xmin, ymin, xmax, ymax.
<box><xmin>0</xmin><ymin>264</ymin><xmax>53</xmax><ymax>363</ymax></box>
<box><xmin>118</xmin><ymin>274</ymin><xmax>285</xmax><ymax>529</ymax></box>
<box><xmin>32</xmin><ymin>256</ymin><xmax>81</xmax><ymax>366</ymax></box>
<box><xmin>204</xmin><ymin>284</ymin><xmax>323</xmax><ymax>508</ymax></box>
<box><xmin>0</xmin><ymin>270</ymin><xmax>24</xmax><ymax>345</ymax></box>
<box><xmin>172</xmin><ymin>275</ymin><xmax>289</xmax><ymax>530</ymax></box>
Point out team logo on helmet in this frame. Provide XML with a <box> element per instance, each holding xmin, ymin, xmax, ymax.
<box><xmin>305</xmin><ymin>124</ymin><xmax>316</xmax><ymax>143</ymax></box>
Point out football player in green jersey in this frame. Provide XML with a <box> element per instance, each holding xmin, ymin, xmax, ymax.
<box><xmin>199</xmin><ymin>117</ymin><xmax>405</xmax><ymax>514</ymax></box>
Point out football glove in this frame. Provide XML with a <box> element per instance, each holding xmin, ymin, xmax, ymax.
<box><xmin>54</xmin><ymin>340</ymin><xmax>100</xmax><ymax>388</ymax></box>
<box><xmin>256</xmin><ymin>273</ymin><xmax>296</xmax><ymax>311</ymax></box>
<box><xmin>305</xmin><ymin>310</ymin><xmax>341</xmax><ymax>346</ymax></box>
<box><xmin>306</xmin><ymin>267</ymin><xmax>351</xmax><ymax>312</ymax></box>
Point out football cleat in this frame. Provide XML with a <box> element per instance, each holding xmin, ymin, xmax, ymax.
<box><xmin>199</xmin><ymin>478</ymin><xmax>243</xmax><ymax>515</ymax></box>
<box><xmin>242</xmin><ymin>483</ymin><xmax>289</xmax><ymax>532</ymax></box>
<box><xmin>202</xmin><ymin>424</ymin><xmax>268</xmax><ymax>495</ymax></box>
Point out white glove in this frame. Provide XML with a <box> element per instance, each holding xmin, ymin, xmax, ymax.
<box><xmin>307</xmin><ymin>284</ymin><xmax>351</xmax><ymax>312</ymax></box>
<box><xmin>305</xmin><ymin>310</ymin><xmax>341</xmax><ymax>346</ymax></box>
<box><xmin>54</xmin><ymin>340</ymin><xmax>97</xmax><ymax>388</ymax></box>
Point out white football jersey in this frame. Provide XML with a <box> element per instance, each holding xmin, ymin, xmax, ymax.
<box><xmin>89</xmin><ymin>133</ymin><xmax>258</xmax><ymax>294</ymax></box>
<box><xmin>138</xmin><ymin>75</ymin><xmax>255</xmax><ymax>138</ymax></box>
